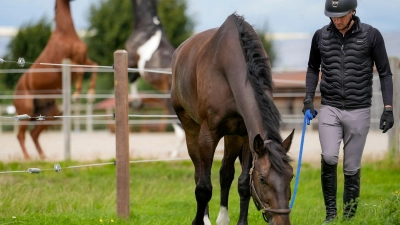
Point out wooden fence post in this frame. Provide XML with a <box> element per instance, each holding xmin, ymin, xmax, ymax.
<box><xmin>114</xmin><ymin>50</ymin><xmax>130</xmax><ymax>218</ymax></box>
<box><xmin>389</xmin><ymin>57</ymin><xmax>400</xmax><ymax>157</ymax></box>
<box><xmin>62</xmin><ymin>58</ymin><xmax>71</xmax><ymax>160</ymax></box>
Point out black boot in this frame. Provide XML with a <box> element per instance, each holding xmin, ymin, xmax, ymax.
<box><xmin>321</xmin><ymin>159</ymin><xmax>338</xmax><ymax>223</ymax></box>
<box><xmin>343</xmin><ymin>170</ymin><xmax>360</xmax><ymax>219</ymax></box>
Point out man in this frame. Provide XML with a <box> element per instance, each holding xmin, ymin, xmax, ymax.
<box><xmin>302</xmin><ymin>0</ymin><xmax>394</xmax><ymax>223</ymax></box>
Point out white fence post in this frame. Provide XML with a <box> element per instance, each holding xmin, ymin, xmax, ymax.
<box><xmin>62</xmin><ymin>58</ymin><xmax>71</xmax><ymax>160</ymax></box>
<box><xmin>73</xmin><ymin>103</ymin><xmax>81</xmax><ymax>133</ymax></box>
<box><xmin>86</xmin><ymin>103</ymin><xmax>93</xmax><ymax>133</ymax></box>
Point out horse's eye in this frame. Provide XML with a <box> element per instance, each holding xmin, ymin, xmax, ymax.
<box><xmin>259</xmin><ymin>176</ymin><xmax>266</xmax><ymax>184</ymax></box>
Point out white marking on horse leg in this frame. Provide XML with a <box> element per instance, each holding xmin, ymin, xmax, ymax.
<box><xmin>137</xmin><ymin>29</ymin><xmax>162</xmax><ymax>77</ymax></box>
<box><xmin>170</xmin><ymin>123</ymin><xmax>186</xmax><ymax>158</ymax></box>
<box><xmin>130</xmin><ymin>82</ymin><xmax>142</xmax><ymax>108</ymax></box>
<box><xmin>130</xmin><ymin>82</ymin><xmax>139</xmax><ymax>97</ymax></box>
<box><xmin>216</xmin><ymin>206</ymin><xmax>230</xmax><ymax>225</ymax></box>
<box><xmin>153</xmin><ymin>16</ymin><xmax>160</xmax><ymax>25</ymax></box>
<box><xmin>203</xmin><ymin>215</ymin><xmax>212</xmax><ymax>225</ymax></box>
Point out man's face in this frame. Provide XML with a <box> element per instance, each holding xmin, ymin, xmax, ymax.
<box><xmin>331</xmin><ymin>11</ymin><xmax>354</xmax><ymax>31</ymax></box>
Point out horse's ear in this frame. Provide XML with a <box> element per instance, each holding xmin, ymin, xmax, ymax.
<box><xmin>253</xmin><ymin>134</ymin><xmax>264</xmax><ymax>156</ymax></box>
<box><xmin>282</xmin><ymin>129</ymin><xmax>295</xmax><ymax>153</ymax></box>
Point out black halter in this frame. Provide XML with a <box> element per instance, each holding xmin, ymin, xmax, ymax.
<box><xmin>249</xmin><ymin>140</ymin><xmax>291</xmax><ymax>222</ymax></box>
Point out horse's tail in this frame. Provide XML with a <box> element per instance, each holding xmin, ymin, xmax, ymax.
<box><xmin>231</xmin><ymin>13</ymin><xmax>282</xmax><ymax>142</ymax></box>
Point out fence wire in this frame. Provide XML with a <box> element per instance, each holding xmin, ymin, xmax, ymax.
<box><xmin>0</xmin><ymin>157</ymin><xmax>191</xmax><ymax>175</ymax></box>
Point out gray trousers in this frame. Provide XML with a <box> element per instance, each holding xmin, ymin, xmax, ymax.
<box><xmin>318</xmin><ymin>105</ymin><xmax>370</xmax><ymax>175</ymax></box>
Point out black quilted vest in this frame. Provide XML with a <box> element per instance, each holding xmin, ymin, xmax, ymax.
<box><xmin>319</xmin><ymin>18</ymin><xmax>373</xmax><ymax>109</ymax></box>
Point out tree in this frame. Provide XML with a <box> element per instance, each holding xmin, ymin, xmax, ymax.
<box><xmin>257</xmin><ymin>22</ymin><xmax>277</xmax><ymax>67</ymax></box>
<box><xmin>84</xmin><ymin>0</ymin><xmax>194</xmax><ymax>92</ymax></box>
<box><xmin>0</xmin><ymin>18</ymin><xmax>52</xmax><ymax>97</ymax></box>
<box><xmin>158</xmin><ymin>0</ymin><xmax>194</xmax><ymax>47</ymax></box>
<box><xmin>259</xmin><ymin>34</ymin><xmax>276</xmax><ymax>67</ymax></box>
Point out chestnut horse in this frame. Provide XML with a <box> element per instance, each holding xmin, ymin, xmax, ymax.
<box><xmin>171</xmin><ymin>14</ymin><xmax>295</xmax><ymax>225</ymax></box>
<box><xmin>125</xmin><ymin>0</ymin><xmax>185</xmax><ymax>157</ymax></box>
<box><xmin>13</xmin><ymin>0</ymin><xmax>97</xmax><ymax>159</ymax></box>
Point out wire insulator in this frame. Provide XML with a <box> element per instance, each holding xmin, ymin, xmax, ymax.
<box><xmin>14</xmin><ymin>114</ymin><xmax>30</xmax><ymax>121</ymax></box>
<box><xmin>17</xmin><ymin>57</ymin><xmax>25</xmax><ymax>67</ymax></box>
<box><xmin>26</xmin><ymin>168</ymin><xmax>41</xmax><ymax>174</ymax></box>
<box><xmin>54</xmin><ymin>164</ymin><xmax>62</xmax><ymax>172</ymax></box>
<box><xmin>37</xmin><ymin>115</ymin><xmax>45</xmax><ymax>121</ymax></box>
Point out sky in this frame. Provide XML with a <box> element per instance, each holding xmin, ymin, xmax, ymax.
<box><xmin>0</xmin><ymin>0</ymin><xmax>399</xmax><ymax>33</ymax></box>
<box><xmin>0</xmin><ymin>0</ymin><xmax>399</xmax><ymax>68</ymax></box>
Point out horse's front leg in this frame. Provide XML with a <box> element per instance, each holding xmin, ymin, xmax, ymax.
<box><xmin>129</xmin><ymin>76</ymin><xmax>143</xmax><ymax>109</ymax></box>
<box><xmin>193</xmin><ymin>123</ymin><xmax>219</xmax><ymax>225</ymax></box>
<box><xmin>237</xmin><ymin>139</ymin><xmax>252</xmax><ymax>225</ymax></box>
<box><xmin>216</xmin><ymin>135</ymin><xmax>242</xmax><ymax>225</ymax></box>
<box><xmin>70</xmin><ymin>60</ymin><xmax>84</xmax><ymax>103</ymax></box>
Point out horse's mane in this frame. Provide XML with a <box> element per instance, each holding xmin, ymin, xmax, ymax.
<box><xmin>232</xmin><ymin>13</ymin><xmax>291</xmax><ymax>172</ymax></box>
<box><xmin>232</xmin><ymin>13</ymin><xmax>281</xmax><ymax>142</ymax></box>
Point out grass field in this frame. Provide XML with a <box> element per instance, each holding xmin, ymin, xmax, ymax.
<box><xmin>0</xmin><ymin>157</ymin><xmax>399</xmax><ymax>225</ymax></box>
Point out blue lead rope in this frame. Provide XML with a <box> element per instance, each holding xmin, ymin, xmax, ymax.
<box><xmin>289</xmin><ymin>109</ymin><xmax>316</xmax><ymax>209</ymax></box>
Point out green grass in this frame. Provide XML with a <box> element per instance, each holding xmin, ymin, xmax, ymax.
<box><xmin>0</xmin><ymin>158</ymin><xmax>399</xmax><ymax>225</ymax></box>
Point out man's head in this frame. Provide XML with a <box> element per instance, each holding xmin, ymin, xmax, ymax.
<box><xmin>325</xmin><ymin>0</ymin><xmax>357</xmax><ymax>31</ymax></box>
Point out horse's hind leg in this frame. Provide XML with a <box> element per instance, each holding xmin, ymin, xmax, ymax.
<box><xmin>30</xmin><ymin>101</ymin><xmax>61</xmax><ymax>159</ymax></box>
<box><xmin>16</xmin><ymin>124</ymin><xmax>30</xmax><ymax>160</ymax></box>
<box><xmin>178</xmin><ymin>117</ymin><xmax>206</xmax><ymax>224</ymax></box>
<box><xmin>14</xmin><ymin>93</ymin><xmax>34</xmax><ymax>160</ymax></box>
<box><xmin>191</xmin><ymin>122</ymin><xmax>220</xmax><ymax>225</ymax></box>
<box><xmin>174</xmin><ymin>112</ymin><xmax>210</xmax><ymax>224</ymax></box>
<box><xmin>217</xmin><ymin>135</ymin><xmax>242</xmax><ymax>225</ymax></box>
<box><xmin>30</xmin><ymin>124</ymin><xmax>49</xmax><ymax>159</ymax></box>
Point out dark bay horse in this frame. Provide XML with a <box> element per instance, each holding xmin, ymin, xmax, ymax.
<box><xmin>171</xmin><ymin>13</ymin><xmax>295</xmax><ymax>225</ymax></box>
<box><xmin>13</xmin><ymin>0</ymin><xmax>97</xmax><ymax>159</ymax></box>
<box><xmin>125</xmin><ymin>0</ymin><xmax>185</xmax><ymax>157</ymax></box>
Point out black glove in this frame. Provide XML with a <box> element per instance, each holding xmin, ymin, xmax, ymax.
<box><xmin>302</xmin><ymin>96</ymin><xmax>317</xmax><ymax>118</ymax></box>
<box><xmin>380</xmin><ymin>107</ymin><xmax>394</xmax><ymax>133</ymax></box>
